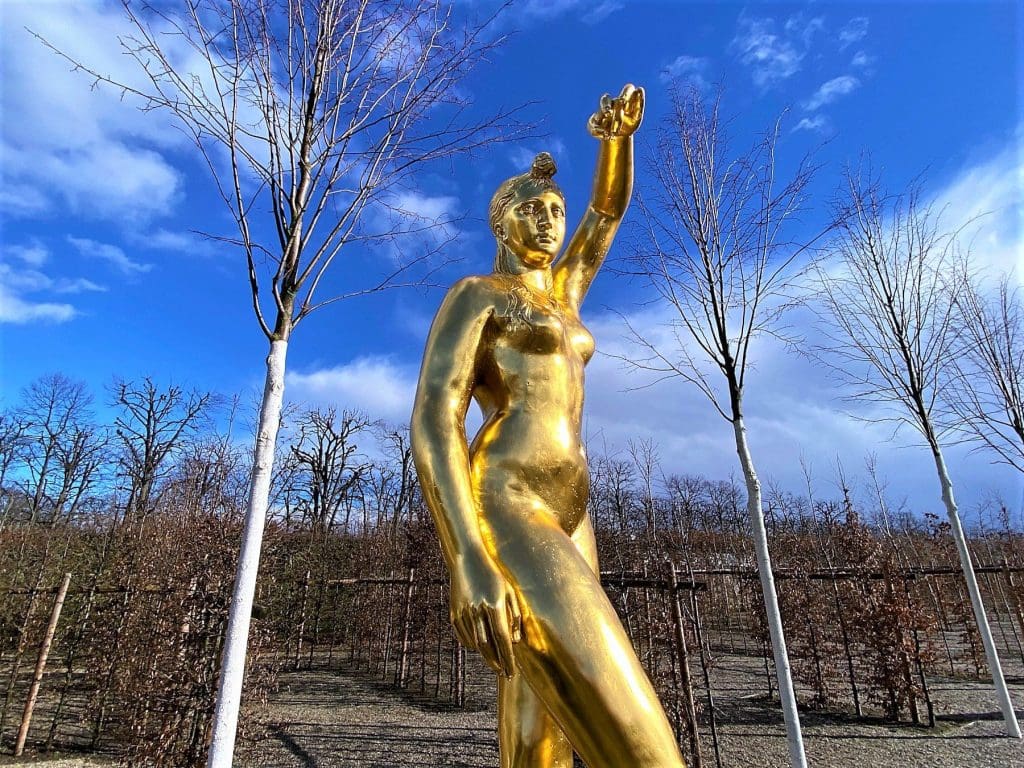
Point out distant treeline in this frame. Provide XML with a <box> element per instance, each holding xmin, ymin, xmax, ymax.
<box><xmin>1</xmin><ymin>374</ymin><xmax>1023</xmax><ymax>767</ymax></box>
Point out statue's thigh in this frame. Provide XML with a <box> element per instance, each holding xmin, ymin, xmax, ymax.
<box><xmin>498</xmin><ymin>672</ymin><xmax>573</xmax><ymax>768</ymax></box>
<box><xmin>489</xmin><ymin>510</ymin><xmax>684</xmax><ymax>768</ymax></box>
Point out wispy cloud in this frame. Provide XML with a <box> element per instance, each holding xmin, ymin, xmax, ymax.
<box><xmin>578</xmin><ymin>288</ymin><xmax>1016</xmax><ymax>517</ymax></box>
<box><xmin>731</xmin><ymin>16</ymin><xmax>804</xmax><ymax>88</ymax></box>
<box><xmin>793</xmin><ymin>115</ymin><xmax>830</xmax><ymax>133</ymax></box>
<box><xmin>5</xmin><ymin>242</ymin><xmax>49</xmax><ymax>268</ymax></box>
<box><xmin>54</xmin><ymin>277</ymin><xmax>106</xmax><ymax>294</ymax></box>
<box><xmin>784</xmin><ymin>13</ymin><xmax>825</xmax><ymax>47</ymax></box>
<box><xmin>851</xmin><ymin>51</ymin><xmax>874</xmax><ymax>70</ymax></box>
<box><xmin>839</xmin><ymin>17</ymin><xmax>870</xmax><ymax>50</ymax></box>
<box><xmin>0</xmin><ymin>247</ymin><xmax>100</xmax><ymax>324</ymax></box>
<box><xmin>931</xmin><ymin>135</ymin><xmax>1024</xmax><ymax>280</ymax></box>
<box><xmin>3</xmin><ymin>3</ymin><xmax>184</xmax><ymax>222</ymax></box>
<box><xmin>68</xmin><ymin>236</ymin><xmax>153</xmax><ymax>276</ymax></box>
<box><xmin>582</xmin><ymin>1</ymin><xmax>623</xmax><ymax>25</ymax></box>
<box><xmin>516</xmin><ymin>0</ymin><xmax>623</xmax><ymax>25</ymax></box>
<box><xmin>0</xmin><ymin>283</ymin><xmax>76</xmax><ymax>325</ymax></box>
<box><xmin>803</xmin><ymin>75</ymin><xmax>861</xmax><ymax>111</ymax></box>
<box><xmin>660</xmin><ymin>55</ymin><xmax>711</xmax><ymax>90</ymax></box>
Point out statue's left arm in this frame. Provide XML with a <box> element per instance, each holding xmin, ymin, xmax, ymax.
<box><xmin>554</xmin><ymin>84</ymin><xmax>644</xmax><ymax>311</ymax></box>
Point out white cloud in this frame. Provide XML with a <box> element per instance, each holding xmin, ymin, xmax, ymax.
<box><xmin>1</xmin><ymin>2</ymin><xmax>186</xmax><ymax>222</ymax></box>
<box><xmin>68</xmin><ymin>236</ymin><xmax>153</xmax><ymax>275</ymax></box>
<box><xmin>0</xmin><ymin>264</ymin><xmax>52</xmax><ymax>293</ymax></box>
<box><xmin>731</xmin><ymin>16</ymin><xmax>804</xmax><ymax>88</ymax></box>
<box><xmin>363</xmin><ymin>189</ymin><xmax>462</xmax><ymax>268</ymax></box>
<box><xmin>286</xmin><ymin>357</ymin><xmax>419</xmax><ymax>426</ymax></box>
<box><xmin>931</xmin><ymin>137</ymin><xmax>1024</xmax><ymax>280</ymax></box>
<box><xmin>0</xmin><ymin>262</ymin><xmax>76</xmax><ymax>325</ymax></box>
<box><xmin>793</xmin><ymin>115</ymin><xmax>830</xmax><ymax>133</ymax></box>
<box><xmin>515</xmin><ymin>0</ymin><xmax>623</xmax><ymax>25</ymax></box>
<box><xmin>0</xmin><ymin>183</ymin><xmax>50</xmax><ymax>218</ymax></box>
<box><xmin>54</xmin><ymin>277</ymin><xmax>106</xmax><ymax>294</ymax></box>
<box><xmin>660</xmin><ymin>55</ymin><xmax>711</xmax><ymax>90</ymax></box>
<box><xmin>582</xmin><ymin>1</ymin><xmax>624</xmax><ymax>25</ymax></box>
<box><xmin>578</xmin><ymin>302</ymin><xmax>1019</xmax><ymax>518</ymax></box>
<box><xmin>784</xmin><ymin>13</ymin><xmax>825</xmax><ymax>47</ymax></box>
<box><xmin>0</xmin><ymin>283</ymin><xmax>76</xmax><ymax>325</ymax></box>
<box><xmin>839</xmin><ymin>17</ymin><xmax>870</xmax><ymax>50</ymax></box>
<box><xmin>389</xmin><ymin>192</ymin><xmax>459</xmax><ymax>223</ymax></box>
<box><xmin>851</xmin><ymin>51</ymin><xmax>874</xmax><ymax>70</ymax></box>
<box><xmin>803</xmin><ymin>75</ymin><xmax>861</xmax><ymax>111</ymax></box>
<box><xmin>5</xmin><ymin>242</ymin><xmax>49</xmax><ymax>268</ymax></box>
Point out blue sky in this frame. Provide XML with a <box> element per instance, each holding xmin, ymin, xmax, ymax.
<box><xmin>1</xmin><ymin>0</ymin><xmax>1022</xmax><ymax>523</ymax></box>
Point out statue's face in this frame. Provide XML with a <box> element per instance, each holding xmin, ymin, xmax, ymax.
<box><xmin>499</xmin><ymin>189</ymin><xmax>566</xmax><ymax>269</ymax></box>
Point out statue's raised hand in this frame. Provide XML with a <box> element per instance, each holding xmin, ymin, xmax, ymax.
<box><xmin>588</xmin><ymin>83</ymin><xmax>645</xmax><ymax>139</ymax></box>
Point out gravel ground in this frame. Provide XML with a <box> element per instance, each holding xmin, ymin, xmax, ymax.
<box><xmin>239</xmin><ymin>654</ymin><xmax>1024</xmax><ymax>768</ymax></box>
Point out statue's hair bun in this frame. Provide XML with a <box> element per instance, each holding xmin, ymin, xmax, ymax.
<box><xmin>530</xmin><ymin>152</ymin><xmax>557</xmax><ymax>180</ymax></box>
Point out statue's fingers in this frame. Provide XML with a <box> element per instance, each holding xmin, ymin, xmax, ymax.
<box><xmin>618</xmin><ymin>83</ymin><xmax>636</xmax><ymax>103</ymax></box>
<box><xmin>474</xmin><ymin>614</ymin><xmax>502</xmax><ymax>674</ymax></box>
<box><xmin>454</xmin><ymin>610</ymin><xmax>477</xmax><ymax>649</ymax></box>
<box><xmin>628</xmin><ymin>87</ymin><xmax>645</xmax><ymax>119</ymax></box>
<box><xmin>599</xmin><ymin>93</ymin><xmax>613</xmax><ymax>113</ymax></box>
<box><xmin>506</xmin><ymin>592</ymin><xmax>523</xmax><ymax>644</ymax></box>
<box><xmin>589</xmin><ymin>113</ymin><xmax>611</xmax><ymax>138</ymax></box>
<box><xmin>484</xmin><ymin>608</ymin><xmax>516</xmax><ymax>678</ymax></box>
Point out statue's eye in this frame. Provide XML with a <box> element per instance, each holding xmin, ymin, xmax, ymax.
<box><xmin>552</xmin><ymin>205</ymin><xmax>563</xmax><ymax>218</ymax></box>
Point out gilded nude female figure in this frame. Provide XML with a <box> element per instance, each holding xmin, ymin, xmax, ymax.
<box><xmin>411</xmin><ymin>85</ymin><xmax>685</xmax><ymax>768</ymax></box>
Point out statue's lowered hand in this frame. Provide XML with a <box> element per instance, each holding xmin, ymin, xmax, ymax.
<box><xmin>449</xmin><ymin>554</ymin><xmax>523</xmax><ymax>678</ymax></box>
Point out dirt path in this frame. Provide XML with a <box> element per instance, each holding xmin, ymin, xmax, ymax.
<box><xmin>240</xmin><ymin>655</ymin><xmax>1024</xmax><ymax>768</ymax></box>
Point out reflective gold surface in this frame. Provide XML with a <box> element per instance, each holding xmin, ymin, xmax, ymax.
<box><xmin>411</xmin><ymin>85</ymin><xmax>685</xmax><ymax>768</ymax></box>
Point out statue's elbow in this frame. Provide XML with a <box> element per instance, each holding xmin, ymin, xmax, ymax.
<box><xmin>410</xmin><ymin>396</ymin><xmax>443</xmax><ymax>464</ymax></box>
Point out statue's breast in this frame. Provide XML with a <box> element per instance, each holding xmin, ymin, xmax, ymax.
<box><xmin>490</xmin><ymin>287</ymin><xmax>594</xmax><ymax>362</ymax></box>
<box><xmin>493</xmin><ymin>298</ymin><xmax>564</xmax><ymax>355</ymax></box>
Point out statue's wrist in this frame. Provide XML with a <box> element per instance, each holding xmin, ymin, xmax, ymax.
<box><xmin>454</xmin><ymin>548</ymin><xmax>494</xmax><ymax>576</ymax></box>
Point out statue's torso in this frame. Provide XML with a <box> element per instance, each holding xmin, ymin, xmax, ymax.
<box><xmin>468</xmin><ymin>278</ymin><xmax>595</xmax><ymax>530</ymax></box>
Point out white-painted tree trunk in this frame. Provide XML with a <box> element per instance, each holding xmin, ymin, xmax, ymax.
<box><xmin>930</xmin><ymin>443</ymin><xmax>1021</xmax><ymax>739</ymax></box>
<box><xmin>733</xmin><ymin>415</ymin><xmax>808</xmax><ymax>768</ymax></box>
<box><xmin>208</xmin><ymin>338</ymin><xmax>289</xmax><ymax>767</ymax></box>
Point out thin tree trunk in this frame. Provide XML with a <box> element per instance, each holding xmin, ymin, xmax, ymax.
<box><xmin>930</xmin><ymin>442</ymin><xmax>1021</xmax><ymax>738</ymax></box>
<box><xmin>669</xmin><ymin>564</ymin><xmax>702</xmax><ymax>768</ymax></box>
<box><xmin>1002</xmin><ymin>559</ymin><xmax>1024</xmax><ymax>662</ymax></box>
<box><xmin>14</xmin><ymin>572</ymin><xmax>72</xmax><ymax>756</ymax></box>
<box><xmin>732</xmin><ymin>415</ymin><xmax>807</xmax><ymax>768</ymax></box>
<box><xmin>397</xmin><ymin>568</ymin><xmax>416</xmax><ymax>689</ymax></box>
<box><xmin>208</xmin><ymin>337</ymin><xmax>289</xmax><ymax>768</ymax></box>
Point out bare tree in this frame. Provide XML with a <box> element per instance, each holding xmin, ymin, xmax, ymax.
<box><xmin>946</xmin><ymin>271</ymin><xmax>1024</xmax><ymax>473</ymax></box>
<box><xmin>625</xmin><ymin>86</ymin><xmax>816</xmax><ymax>768</ymax></box>
<box><xmin>0</xmin><ymin>412</ymin><xmax>28</xmax><ymax>529</ymax></box>
<box><xmin>40</xmin><ymin>1</ymin><xmax>523</xmax><ymax>761</ymax></box>
<box><xmin>373</xmin><ymin>426</ymin><xmax>419</xmax><ymax>537</ymax></box>
<box><xmin>112</xmin><ymin>377</ymin><xmax>215</xmax><ymax>521</ymax></box>
<box><xmin>814</xmin><ymin>170</ymin><xmax>1021</xmax><ymax>737</ymax></box>
<box><xmin>13</xmin><ymin>375</ymin><xmax>104</xmax><ymax>527</ymax></box>
<box><xmin>284</xmin><ymin>407</ymin><xmax>371</xmax><ymax>534</ymax></box>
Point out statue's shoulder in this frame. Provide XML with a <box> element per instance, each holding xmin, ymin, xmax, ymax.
<box><xmin>445</xmin><ymin>274</ymin><xmax>505</xmax><ymax>308</ymax></box>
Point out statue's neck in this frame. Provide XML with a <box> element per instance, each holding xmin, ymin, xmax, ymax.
<box><xmin>517</xmin><ymin>267</ymin><xmax>552</xmax><ymax>294</ymax></box>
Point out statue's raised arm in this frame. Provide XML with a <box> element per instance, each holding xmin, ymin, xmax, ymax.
<box><xmin>554</xmin><ymin>84</ymin><xmax>645</xmax><ymax>311</ymax></box>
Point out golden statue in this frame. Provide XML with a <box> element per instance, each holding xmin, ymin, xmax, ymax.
<box><xmin>411</xmin><ymin>85</ymin><xmax>686</xmax><ymax>768</ymax></box>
